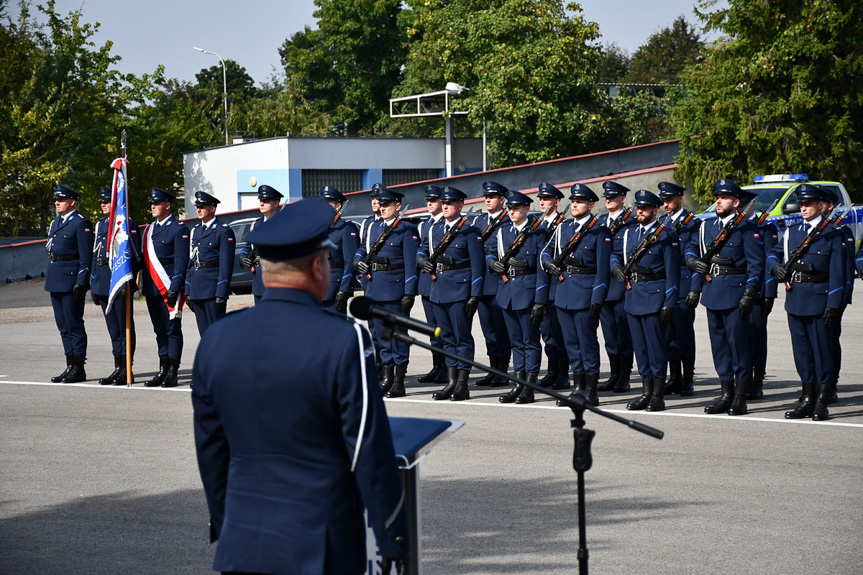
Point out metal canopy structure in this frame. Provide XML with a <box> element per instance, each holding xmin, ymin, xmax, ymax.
<box><xmin>389</xmin><ymin>89</ymin><xmax>470</xmax><ymax>119</ymax></box>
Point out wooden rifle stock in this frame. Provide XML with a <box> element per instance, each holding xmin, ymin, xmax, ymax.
<box><xmin>549</xmin><ymin>215</ymin><xmax>597</xmax><ymax>282</ymax></box>
<box><xmin>428</xmin><ymin>216</ymin><xmax>467</xmax><ymax>281</ymax></box>
<box><xmin>499</xmin><ymin>206</ymin><xmax>554</xmax><ymax>283</ymax></box>
<box><xmin>622</xmin><ymin>222</ymin><xmax>666</xmax><ymax>290</ymax></box>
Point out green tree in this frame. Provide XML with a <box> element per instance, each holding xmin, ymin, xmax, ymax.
<box><xmin>625</xmin><ymin>16</ymin><xmax>703</xmax><ymax>84</ymax></box>
<box><xmin>597</xmin><ymin>42</ymin><xmax>630</xmax><ymax>83</ymax></box>
<box><xmin>673</xmin><ymin>0</ymin><xmax>863</xmax><ymax>201</ymax></box>
<box><xmin>396</xmin><ymin>0</ymin><xmax>615</xmax><ymax>167</ymax></box>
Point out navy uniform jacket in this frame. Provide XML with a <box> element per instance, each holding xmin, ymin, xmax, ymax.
<box><xmin>541</xmin><ymin>217</ymin><xmax>612</xmax><ymax>310</ymax></box>
<box><xmin>141</xmin><ymin>216</ymin><xmax>190</xmax><ymax>297</ymax></box>
<box><xmin>488</xmin><ymin>222</ymin><xmax>550</xmax><ymax>311</ymax></box>
<box><xmin>540</xmin><ymin>213</ymin><xmax>566</xmax><ymax>300</ymax></box>
<box><xmin>473</xmin><ymin>211</ymin><xmax>510</xmax><ymax>297</ymax></box>
<box><xmin>326</xmin><ymin>216</ymin><xmax>360</xmax><ymax>301</ymax></box>
<box><xmin>686</xmin><ymin>217</ymin><xmax>764</xmax><ymax>311</ymax></box>
<box><xmin>192</xmin><ymin>288</ymin><xmax>410</xmax><ymax>575</ymax></box>
<box><xmin>354</xmin><ymin>219</ymin><xmax>419</xmax><ymax>301</ymax></box>
<box><xmin>836</xmin><ymin>223</ymin><xmax>855</xmax><ymax>306</ymax></box>
<box><xmin>90</xmin><ymin>217</ymin><xmax>140</xmax><ymax>296</ymax></box>
<box><xmin>767</xmin><ymin>221</ymin><xmax>845</xmax><ymax>316</ymax></box>
<box><xmin>758</xmin><ymin>219</ymin><xmax>780</xmax><ymax>300</ymax></box>
<box><xmin>613</xmin><ymin>224</ymin><xmax>681</xmax><ymax>315</ymax></box>
<box><xmin>240</xmin><ymin>215</ymin><xmax>267</xmax><ymax>298</ymax></box>
<box><xmin>599</xmin><ymin>211</ymin><xmax>637</xmax><ymax>302</ymax></box>
<box><xmin>416</xmin><ymin>214</ymin><xmax>444</xmax><ymax>298</ymax></box>
<box><xmin>659</xmin><ymin>210</ymin><xmax>701</xmax><ymax>298</ymax></box>
<box><xmin>856</xmin><ymin>244</ymin><xmax>863</xmax><ymax>278</ymax></box>
<box><xmin>44</xmin><ymin>210</ymin><xmax>93</xmax><ymax>293</ymax></box>
<box><xmin>420</xmin><ymin>217</ymin><xmax>485</xmax><ymax>304</ymax></box>
<box><xmin>186</xmin><ymin>218</ymin><xmax>235</xmax><ymax>300</ymax></box>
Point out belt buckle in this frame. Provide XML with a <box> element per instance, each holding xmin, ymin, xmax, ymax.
<box><xmin>508</xmin><ymin>266</ymin><xmax>517</xmax><ymax>276</ymax></box>
<box><xmin>631</xmin><ymin>272</ymin><xmax>640</xmax><ymax>283</ymax></box>
<box><xmin>709</xmin><ymin>262</ymin><xmax>720</xmax><ymax>277</ymax></box>
<box><xmin>791</xmin><ymin>270</ymin><xmax>803</xmax><ymax>283</ymax></box>
<box><xmin>436</xmin><ymin>263</ymin><xmax>445</xmax><ymax>273</ymax></box>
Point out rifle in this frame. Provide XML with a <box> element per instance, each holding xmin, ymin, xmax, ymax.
<box><xmin>670</xmin><ymin>203</ymin><xmax>701</xmax><ymax>235</ymax></box>
<box><xmin>427</xmin><ymin>216</ymin><xmax>468</xmax><ymax>281</ymax></box>
<box><xmin>479</xmin><ymin>210</ymin><xmax>509</xmax><ymax>242</ymax></box>
<box><xmin>780</xmin><ymin>211</ymin><xmax>841</xmax><ymax>291</ymax></box>
<box><xmin>545</xmin><ymin>210</ymin><xmax>565</xmax><ymax>237</ymax></box>
<box><xmin>361</xmin><ymin>212</ymin><xmax>404</xmax><ymax>280</ymax></box>
<box><xmin>548</xmin><ymin>215</ymin><xmax>598</xmax><ymax>282</ymax></box>
<box><xmin>695</xmin><ymin>197</ymin><xmax>756</xmax><ymax>282</ymax></box>
<box><xmin>757</xmin><ymin>198</ymin><xmax>780</xmax><ymax>225</ymax></box>
<box><xmin>609</xmin><ymin>207</ymin><xmax>633</xmax><ymax>235</ymax></box>
<box><xmin>498</xmin><ymin>206</ymin><xmax>554</xmax><ymax>283</ymax></box>
<box><xmin>621</xmin><ymin>222</ymin><xmax>667</xmax><ymax>290</ymax></box>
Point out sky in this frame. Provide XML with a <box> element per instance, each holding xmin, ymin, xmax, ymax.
<box><xmin>7</xmin><ymin>0</ymin><xmax>721</xmax><ymax>86</ymax></box>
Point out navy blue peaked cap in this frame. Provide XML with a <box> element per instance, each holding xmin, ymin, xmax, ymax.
<box><xmin>376</xmin><ymin>186</ymin><xmax>404</xmax><ymax>203</ymax></box>
<box><xmin>258</xmin><ymin>185</ymin><xmax>284</xmax><ymax>201</ymax></box>
<box><xmin>537</xmin><ymin>182</ymin><xmax>564</xmax><ymax>199</ymax></box>
<box><xmin>570</xmin><ymin>183</ymin><xmax>599</xmax><ymax>202</ymax></box>
<box><xmin>320</xmin><ymin>185</ymin><xmax>345</xmax><ymax>203</ymax></box>
<box><xmin>482</xmin><ymin>181</ymin><xmax>508</xmax><ymax>197</ymax></box>
<box><xmin>713</xmin><ymin>179</ymin><xmax>743</xmax><ymax>197</ymax></box>
<box><xmin>148</xmin><ymin>187</ymin><xmax>175</xmax><ymax>203</ymax></box>
<box><xmin>633</xmin><ymin>190</ymin><xmax>662</xmax><ymax>207</ymax></box>
<box><xmin>657</xmin><ymin>181</ymin><xmax>685</xmax><ymax>198</ymax></box>
<box><xmin>794</xmin><ymin>184</ymin><xmax>828</xmax><ymax>202</ymax></box>
<box><xmin>194</xmin><ymin>191</ymin><xmax>220</xmax><ymax>207</ymax></box>
<box><xmin>424</xmin><ymin>185</ymin><xmax>442</xmax><ymax>199</ymax></box>
<box><xmin>53</xmin><ymin>184</ymin><xmax>80</xmax><ymax>200</ymax></box>
<box><xmin>505</xmin><ymin>190</ymin><xmax>533</xmax><ymax>206</ymax></box>
<box><xmin>440</xmin><ymin>186</ymin><xmax>467</xmax><ymax>202</ymax></box>
<box><xmin>99</xmin><ymin>186</ymin><xmax>112</xmax><ymax>203</ymax></box>
<box><xmin>602</xmin><ymin>181</ymin><xmax>630</xmax><ymax>198</ymax></box>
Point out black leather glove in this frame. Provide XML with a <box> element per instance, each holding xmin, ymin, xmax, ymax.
<box><xmin>542</xmin><ymin>260</ymin><xmax>561</xmax><ymax>277</ymax></box>
<box><xmin>685</xmin><ymin>291</ymin><xmax>700</xmax><ymax>310</ymax></box>
<box><xmin>186</xmin><ymin>299</ymin><xmax>195</xmax><ymax>312</ymax></box>
<box><xmin>417</xmin><ymin>257</ymin><xmax>434</xmax><ymax>274</ymax></box>
<box><xmin>73</xmin><ymin>284</ymin><xmax>87</xmax><ymax>302</ymax></box>
<box><xmin>240</xmin><ymin>255</ymin><xmax>253</xmax><ymax>269</ymax></box>
<box><xmin>354</xmin><ymin>260</ymin><xmax>370</xmax><ymax>275</ymax></box>
<box><xmin>738</xmin><ymin>289</ymin><xmax>757</xmax><ymax>319</ymax></box>
<box><xmin>166</xmin><ymin>290</ymin><xmax>178</xmax><ymax>308</ymax></box>
<box><xmin>91</xmin><ymin>291</ymin><xmax>99</xmax><ymax>305</ymax></box>
<box><xmin>334</xmin><ymin>291</ymin><xmax>350</xmax><ymax>312</ymax></box>
<box><xmin>771</xmin><ymin>263</ymin><xmax>788</xmax><ymax>281</ymax></box>
<box><xmin>762</xmin><ymin>297</ymin><xmax>775</xmax><ymax>318</ymax></box>
<box><xmin>488</xmin><ymin>259</ymin><xmax>506</xmax><ymax>275</ymax></box>
<box><xmin>687</xmin><ymin>257</ymin><xmax>710</xmax><ymax>275</ymax></box>
<box><xmin>530</xmin><ymin>303</ymin><xmax>545</xmax><ymax>326</ymax></box>
<box><xmin>590</xmin><ymin>302</ymin><xmax>602</xmax><ymax>319</ymax></box>
<box><xmin>400</xmin><ymin>294</ymin><xmax>415</xmax><ymax>315</ymax></box>
<box><xmin>465</xmin><ymin>296</ymin><xmax>480</xmax><ymax>319</ymax></box>
<box><xmin>381</xmin><ymin>556</ymin><xmax>408</xmax><ymax>575</ymax></box>
<box><xmin>612</xmin><ymin>266</ymin><xmax>626</xmax><ymax>284</ymax></box>
<box><xmin>823</xmin><ymin>307</ymin><xmax>841</xmax><ymax>328</ymax></box>
<box><xmin>215</xmin><ymin>297</ymin><xmax>227</xmax><ymax>315</ymax></box>
<box><xmin>660</xmin><ymin>306</ymin><xmax>674</xmax><ymax>325</ymax></box>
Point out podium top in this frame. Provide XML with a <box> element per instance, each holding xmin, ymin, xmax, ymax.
<box><xmin>389</xmin><ymin>417</ymin><xmax>464</xmax><ymax>470</ymax></box>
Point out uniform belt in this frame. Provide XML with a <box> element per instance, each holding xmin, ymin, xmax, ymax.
<box><xmin>507</xmin><ymin>266</ymin><xmax>535</xmax><ymax>277</ymax></box>
<box><xmin>96</xmin><ymin>257</ymin><xmax>109</xmax><ymax>266</ymax></box>
<box><xmin>790</xmin><ymin>270</ymin><xmax>828</xmax><ymax>283</ymax></box>
<box><xmin>565</xmin><ymin>265</ymin><xmax>597</xmax><ymax>275</ymax></box>
<box><xmin>370</xmin><ymin>262</ymin><xmax>405</xmax><ymax>272</ymax></box>
<box><xmin>708</xmin><ymin>263</ymin><xmax>746</xmax><ymax>276</ymax></box>
<box><xmin>630</xmin><ymin>270</ymin><xmax>666</xmax><ymax>283</ymax></box>
<box><xmin>48</xmin><ymin>253</ymin><xmax>77</xmax><ymax>262</ymax></box>
<box><xmin>159</xmin><ymin>257</ymin><xmax>174</xmax><ymax>264</ymax></box>
<box><xmin>436</xmin><ymin>261</ymin><xmax>470</xmax><ymax>272</ymax></box>
<box><xmin>194</xmin><ymin>260</ymin><xmax>220</xmax><ymax>269</ymax></box>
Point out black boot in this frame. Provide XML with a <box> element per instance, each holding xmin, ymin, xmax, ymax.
<box><xmin>161</xmin><ymin>357</ymin><xmax>180</xmax><ymax>388</ymax></box>
<box><xmin>52</xmin><ymin>354</ymin><xmax>74</xmax><ymax>383</ymax></box>
<box><xmin>379</xmin><ymin>365</ymin><xmax>396</xmax><ymax>396</ymax></box>
<box><xmin>62</xmin><ymin>355</ymin><xmax>87</xmax><ymax>383</ymax></box>
<box><xmin>748</xmin><ymin>366</ymin><xmax>764</xmax><ymax>399</ymax></box>
<box><xmin>451</xmin><ymin>369</ymin><xmax>470</xmax><ymax>401</ymax></box>
<box><xmin>812</xmin><ymin>384</ymin><xmax>831</xmax><ymax>421</ymax></box>
<box><xmin>728</xmin><ymin>379</ymin><xmax>749</xmax><ymax>416</ymax></box>
<box><xmin>433</xmin><ymin>366</ymin><xmax>459</xmax><ymax>400</ymax></box>
<box><xmin>146</xmin><ymin>357</ymin><xmax>169</xmax><ymax>387</ymax></box>
<box><xmin>551</xmin><ymin>356</ymin><xmax>570</xmax><ymax>390</ymax></box>
<box><xmin>646</xmin><ymin>377</ymin><xmax>665</xmax><ymax>412</ymax></box>
<box><xmin>663</xmin><ymin>361</ymin><xmax>682</xmax><ymax>395</ymax></box>
<box><xmin>826</xmin><ymin>382</ymin><xmax>838</xmax><ymax>405</ymax></box>
<box><xmin>704</xmin><ymin>379</ymin><xmax>734</xmax><ymax>414</ymax></box>
<box><xmin>680</xmin><ymin>358</ymin><xmax>695</xmax><ymax>396</ymax></box>
<box><xmin>557</xmin><ymin>372</ymin><xmax>579</xmax><ymax>407</ymax></box>
<box><xmin>417</xmin><ymin>353</ymin><xmax>444</xmax><ymax>384</ymax></box>
<box><xmin>386</xmin><ymin>365</ymin><xmax>408</xmax><ymax>398</ymax></box>
<box><xmin>500</xmin><ymin>370</ymin><xmax>527</xmax><ymax>403</ymax></box>
<box><xmin>100</xmin><ymin>355</ymin><xmax>124</xmax><ymax>386</ymax></box>
<box><xmin>112</xmin><ymin>355</ymin><xmax>133</xmax><ymax>386</ymax></box>
<box><xmin>584</xmin><ymin>373</ymin><xmax>600</xmax><ymax>407</ymax></box>
<box><xmin>596</xmin><ymin>354</ymin><xmax>618</xmax><ymax>392</ymax></box>
<box><xmin>489</xmin><ymin>356</ymin><xmax>511</xmax><ymax>387</ymax></box>
<box><xmin>627</xmin><ymin>378</ymin><xmax>654</xmax><ymax>411</ymax></box>
<box><xmin>613</xmin><ymin>359</ymin><xmax>632</xmax><ymax>393</ymax></box>
<box><xmin>786</xmin><ymin>381</ymin><xmax>817</xmax><ymax>419</ymax></box>
<box><xmin>538</xmin><ymin>352</ymin><xmax>559</xmax><ymax>388</ymax></box>
<box><xmin>515</xmin><ymin>373</ymin><xmax>537</xmax><ymax>404</ymax></box>
<box><xmin>475</xmin><ymin>356</ymin><xmax>498</xmax><ymax>386</ymax></box>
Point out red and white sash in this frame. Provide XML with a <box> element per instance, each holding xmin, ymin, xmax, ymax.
<box><xmin>143</xmin><ymin>223</ymin><xmax>185</xmax><ymax>319</ymax></box>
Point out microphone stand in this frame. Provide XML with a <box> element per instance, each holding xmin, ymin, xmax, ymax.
<box><xmin>377</xmin><ymin>321</ymin><xmax>663</xmax><ymax>575</ymax></box>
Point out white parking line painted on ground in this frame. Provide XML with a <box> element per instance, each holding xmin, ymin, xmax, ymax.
<box><xmin>0</xmin><ymin>380</ymin><xmax>191</xmax><ymax>392</ymax></box>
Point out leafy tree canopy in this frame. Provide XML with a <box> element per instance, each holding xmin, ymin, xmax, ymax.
<box><xmin>625</xmin><ymin>16</ymin><xmax>703</xmax><ymax>84</ymax></box>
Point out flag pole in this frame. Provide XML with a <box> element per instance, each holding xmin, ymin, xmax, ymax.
<box><xmin>122</xmin><ymin>129</ymin><xmax>133</xmax><ymax>388</ymax></box>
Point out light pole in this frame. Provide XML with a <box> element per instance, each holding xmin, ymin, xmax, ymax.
<box><xmin>193</xmin><ymin>46</ymin><xmax>229</xmax><ymax>146</ymax></box>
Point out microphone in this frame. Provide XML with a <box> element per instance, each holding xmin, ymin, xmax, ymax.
<box><xmin>350</xmin><ymin>296</ymin><xmax>441</xmax><ymax>338</ymax></box>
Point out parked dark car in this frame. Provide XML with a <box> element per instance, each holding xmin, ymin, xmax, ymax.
<box><xmin>228</xmin><ymin>217</ymin><xmax>257</xmax><ymax>294</ymax></box>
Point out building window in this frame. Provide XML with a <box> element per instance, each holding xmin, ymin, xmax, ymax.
<box><xmin>302</xmin><ymin>170</ymin><xmax>364</xmax><ymax>197</ymax></box>
<box><xmin>382</xmin><ymin>169</ymin><xmax>440</xmax><ymax>187</ymax></box>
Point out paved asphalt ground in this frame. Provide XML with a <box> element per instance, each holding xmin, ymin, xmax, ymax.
<box><xmin>1</xmin><ymin>278</ymin><xmax>861</xmax><ymax>574</ymax></box>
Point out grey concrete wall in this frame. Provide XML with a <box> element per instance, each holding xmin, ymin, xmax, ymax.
<box><xmin>1</xmin><ymin>240</ymin><xmax>47</xmax><ymax>283</ymax></box>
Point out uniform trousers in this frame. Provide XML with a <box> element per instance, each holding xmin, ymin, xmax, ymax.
<box><xmin>627</xmin><ymin>312</ymin><xmax>667</xmax><ymax>381</ymax></box>
<box><xmin>97</xmin><ymin>295</ymin><xmax>136</xmax><ymax>357</ymax></box>
<box><xmin>828</xmin><ymin>313</ymin><xmax>843</xmax><ymax>386</ymax></box>
<box><xmin>477</xmin><ymin>295</ymin><xmax>510</xmax><ymax>357</ymax></box>
<box><xmin>706</xmin><ymin>307</ymin><xmax>751</xmax><ymax>382</ymax></box>
<box><xmin>421</xmin><ymin>296</ymin><xmax>442</xmax><ymax>354</ymax></box>
<box><xmin>600</xmin><ymin>298</ymin><xmax>633</xmax><ymax>365</ymax></box>
<box><xmin>145</xmin><ymin>296</ymin><xmax>183</xmax><ymax>359</ymax></box>
<box><xmin>502</xmin><ymin>308</ymin><xmax>542</xmax><ymax>374</ymax></box>
<box><xmin>431</xmin><ymin>300</ymin><xmax>474</xmax><ymax>370</ymax></box>
<box><xmin>748</xmin><ymin>302</ymin><xmax>768</xmax><ymax>380</ymax></box>
<box><xmin>665</xmin><ymin>301</ymin><xmax>696</xmax><ymax>364</ymax></box>
<box><xmin>369</xmin><ymin>299</ymin><xmax>410</xmax><ymax>367</ymax></box>
<box><xmin>50</xmin><ymin>291</ymin><xmax>87</xmax><ymax>356</ymax></box>
<box><xmin>557</xmin><ymin>307</ymin><xmax>601</xmax><ymax>374</ymax></box>
<box><xmin>191</xmin><ymin>298</ymin><xmax>225</xmax><ymax>336</ymax></box>
<box><xmin>540</xmin><ymin>300</ymin><xmax>565</xmax><ymax>358</ymax></box>
<box><xmin>788</xmin><ymin>313</ymin><xmax>833</xmax><ymax>385</ymax></box>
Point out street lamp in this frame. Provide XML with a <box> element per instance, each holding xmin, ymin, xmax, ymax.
<box><xmin>193</xmin><ymin>46</ymin><xmax>229</xmax><ymax>146</ymax></box>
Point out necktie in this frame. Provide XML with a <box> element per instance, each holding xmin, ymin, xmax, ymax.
<box><xmin>444</xmin><ymin>224</ymin><xmax>451</xmax><ymax>235</ymax></box>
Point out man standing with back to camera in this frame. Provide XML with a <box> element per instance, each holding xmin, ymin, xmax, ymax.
<box><xmin>192</xmin><ymin>198</ymin><xmax>409</xmax><ymax>575</ymax></box>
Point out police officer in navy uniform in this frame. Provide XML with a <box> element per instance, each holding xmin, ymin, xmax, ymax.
<box><xmin>141</xmin><ymin>187</ymin><xmax>189</xmax><ymax>388</ymax></box>
<box><xmin>536</xmin><ymin>183</ymin><xmax>569</xmax><ymax>389</ymax></box>
<box><xmin>418</xmin><ymin>186</ymin><xmax>485</xmax><ymax>401</ymax></box>
<box><xmin>90</xmin><ymin>186</ymin><xmax>140</xmax><ymax>385</ymax></box>
<box><xmin>596</xmin><ymin>180</ymin><xmax>637</xmax><ymax>393</ymax></box>
<box><xmin>239</xmin><ymin>184</ymin><xmax>283</xmax><ymax>304</ymax></box>
<box><xmin>657</xmin><ymin>181</ymin><xmax>701</xmax><ymax>397</ymax></box>
<box><xmin>319</xmin><ymin>186</ymin><xmax>360</xmax><ymax>313</ymax></box>
<box><xmin>685</xmin><ymin>179</ymin><xmax>764</xmax><ymax>416</ymax></box>
<box><xmin>415</xmin><ymin>184</ymin><xmax>449</xmax><ymax>385</ymax></box>
<box><xmin>472</xmin><ymin>181</ymin><xmax>512</xmax><ymax>387</ymax></box>
<box><xmin>541</xmin><ymin>184</ymin><xmax>612</xmax><ymax>407</ymax></box>
<box><xmin>186</xmin><ymin>191</ymin><xmax>236</xmax><ymax>336</ymax></box>
<box><xmin>46</xmin><ymin>184</ymin><xmax>93</xmax><ymax>383</ymax></box>
<box><xmin>353</xmin><ymin>186</ymin><xmax>419</xmax><ymax>397</ymax></box>
<box><xmin>611</xmin><ymin>190</ymin><xmax>681</xmax><ymax>411</ymax></box>
<box><xmin>192</xmin><ymin>198</ymin><xmax>409</xmax><ymax>575</ymax></box>
<box><xmin>487</xmin><ymin>190</ymin><xmax>551</xmax><ymax>404</ymax></box>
